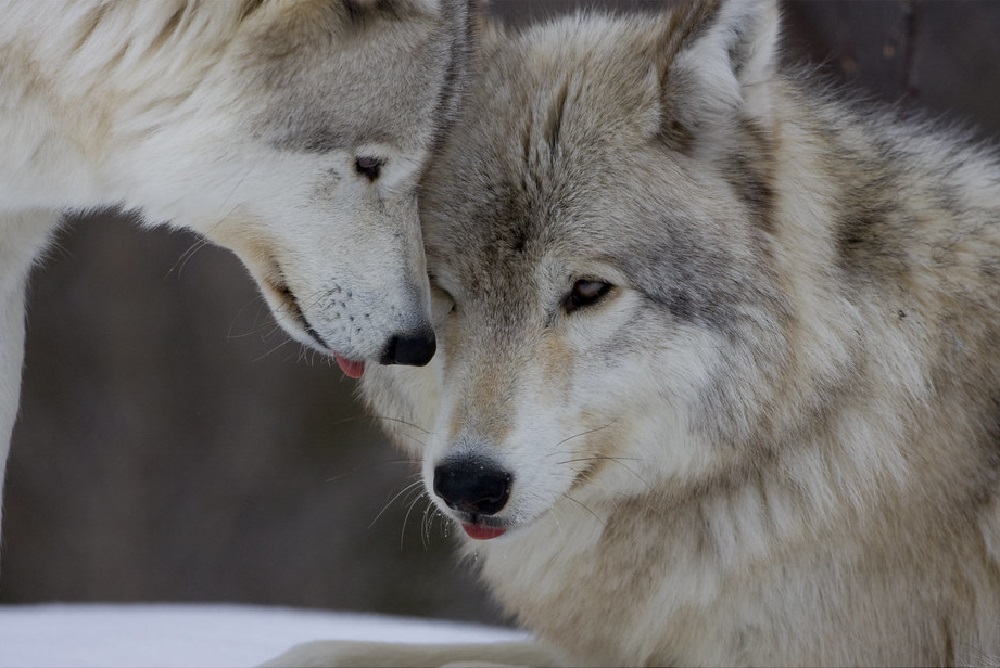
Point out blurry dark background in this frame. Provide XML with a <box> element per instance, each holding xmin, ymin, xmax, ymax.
<box><xmin>2</xmin><ymin>1</ymin><xmax>999</xmax><ymax>627</ymax></box>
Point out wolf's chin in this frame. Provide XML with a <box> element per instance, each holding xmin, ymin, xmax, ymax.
<box><xmin>260</xmin><ymin>278</ymin><xmax>367</xmax><ymax>375</ymax></box>
<box><xmin>274</xmin><ymin>309</ymin><xmax>366</xmax><ymax>378</ymax></box>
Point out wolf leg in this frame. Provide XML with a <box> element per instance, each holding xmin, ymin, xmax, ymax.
<box><xmin>0</xmin><ymin>209</ymin><xmax>60</xmax><ymax>555</ymax></box>
<box><xmin>260</xmin><ymin>639</ymin><xmax>564</xmax><ymax>668</ymax></box>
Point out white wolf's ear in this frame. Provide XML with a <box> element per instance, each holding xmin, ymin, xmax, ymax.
<box><xmin>653</xmin><ymin>0</ymin><xmax>779</xmax><ymax>149</ymax></box>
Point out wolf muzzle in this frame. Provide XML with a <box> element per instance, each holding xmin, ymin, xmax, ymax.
<box><xmin>433</xmin><ymin>457</ymin><xmax>512</xmax><ymax>516</ymax></box>
<box><xmin>379</xmin><ymin>328</ymin><xmax>436</xmax><ymax>366</ymax></box>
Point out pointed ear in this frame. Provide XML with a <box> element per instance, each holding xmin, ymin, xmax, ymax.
<box><xmin>654</xmin><ymin>0</ymin><xmax>779</xmax><ymax>150</ymax></box>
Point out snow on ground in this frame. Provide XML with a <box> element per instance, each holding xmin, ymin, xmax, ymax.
<box><xmin>0</xmin><ymin>603</ymin><xmax>529</xmax><ymax>668</ymax></box>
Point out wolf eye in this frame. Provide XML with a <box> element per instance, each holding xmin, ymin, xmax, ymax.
<box><xmin>564</xmin><ymin>280</ymin><xmax>613</xmax><ymax>313</ymax></box>
<box><xmin>429</xmin><ymin>277</ymin><xmax>457</xmax><ymax>316</ymax></box>
<box><xmin>354</xmin><ymin>156</ymin><xmax>382</xmax><ymax>181</ymax></box>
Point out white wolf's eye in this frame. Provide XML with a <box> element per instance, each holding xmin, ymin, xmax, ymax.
<box><xmin>354</xmin><ymin>156</ymin><xmax>383</xmax><ymax>181</ymax></box>
<box><xmin>564</xmin><ymin>279</ymin><xmax>613</xmax><ymax>313</ymax></box>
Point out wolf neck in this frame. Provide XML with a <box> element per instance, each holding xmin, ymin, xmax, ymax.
<box><xmin>0</xmin><ymin>1</ymin><xmax>242</xmax><ymax>214</ymax></box>
<box><xmin>471</xmin><ymin>452</ymin><xmax>946</xmax><ymax>666</ymax></box>
<box><xmin>471</xmin><ymin>479</ymin><xmax>794</xmax><ymax>665</ymax></box>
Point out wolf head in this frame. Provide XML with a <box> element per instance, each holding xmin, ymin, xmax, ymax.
<box><xmin>176</xmin><ymin>0</ymin><xmax>475</xmax><ymax>370</ymax></box>
<box><xmin>362</xmin><ymin>0</ymin><xmax>793</xmax><ymax>537</ymax></box>
<box><xmin>36</xmin><ymin>0</ymin><xmax>475</xmax><ymax>371</ymax></box>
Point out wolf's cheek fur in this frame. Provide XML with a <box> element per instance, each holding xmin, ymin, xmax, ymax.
<box><xmin>509</xmin><ymin>321</ymin><xmax>731</xmax><ymax>520</ymax></box>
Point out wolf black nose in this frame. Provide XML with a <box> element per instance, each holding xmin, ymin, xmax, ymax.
<box><xmin>380</xmin><ymin>328</ymin><xmax>436</xmax><ymax>366</ymax></box>
<box><xmin>433</xmin><ymin>459</ymin><xmax>512</xmax><ymax>516</ymax></box>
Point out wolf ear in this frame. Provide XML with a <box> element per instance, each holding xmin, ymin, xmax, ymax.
<box><xmin>653</xmin><ymin>0</ymin><xmax>779</xmax><ymax>150</ymax></box>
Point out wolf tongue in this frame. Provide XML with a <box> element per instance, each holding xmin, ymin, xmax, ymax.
<box><xmin>335</xmin><ymin>354</ymin><xmax>365</xmax><ymax>379</ymax></box>
<box><xmin>462</xmin><ymin>523</ymin><xmax>506</xmax><ymax>540</ymax></box>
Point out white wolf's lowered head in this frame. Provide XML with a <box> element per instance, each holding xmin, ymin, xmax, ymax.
<box><xmin>0</xmin><ymin>0</ymin><xmax>474</xmax><ymax>530</ymax></box>
<box><xmin>270</xmin><ymin>0</ymin><xmax>1000</xmax><ymax>665</ymax></box>
<box><xmin>1</xmin><ymin>0</ymin><xmax>474</xmax><ymax>372</ymax></box>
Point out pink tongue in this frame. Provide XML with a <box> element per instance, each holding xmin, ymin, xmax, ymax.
<box><xmin>462</xmin><ymin>523</ymin><xmax>506</xmax><ymax>540</ymax></box>
<box><xmin>335</xmin><ymin>354</ymin><xmax>366</xmax><ymax>379</ymax></box>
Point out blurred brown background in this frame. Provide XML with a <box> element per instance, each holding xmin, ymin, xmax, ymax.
<box><xmin>2</xmin><ymin>1</ymin><xmax>999</xmax><ymax>627</ymax></box>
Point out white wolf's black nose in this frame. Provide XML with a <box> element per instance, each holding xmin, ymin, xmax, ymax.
<box><xmin>433</xmin><ymin>458</ymin><xmax>512</xmax><ymax>516</ymax></box>
<box><xmin>380</xmin><ymin>328</ymin><xmax>436</xmax><ymax>366</ymax></box>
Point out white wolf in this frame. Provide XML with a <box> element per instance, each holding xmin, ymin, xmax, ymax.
<box><xmin>0</xmin><ymin>0</ymin><xmax>473</xmax><ymax>534</ymax></box>
<box><xmin>268</xmin><ymin>0</ymin><xmax>1000</xmax><ymax>665</ymax></box>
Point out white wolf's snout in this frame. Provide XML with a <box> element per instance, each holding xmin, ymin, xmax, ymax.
<box><xmin>209</xmin><ymin>166</ymin><xmax>439</xmax><ymax>374</ymax></box>
<box><xmin>257</xmin><ymin>268</ymin><xmax>437</xmax><ymax>375</ymax></box>
<box><xmin>258</xmin><ymin>266</ymin><xmax>436</xmax><ymax>375</ymax></box>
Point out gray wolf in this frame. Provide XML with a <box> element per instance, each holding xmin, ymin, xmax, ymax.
<box><xmin>0</xmin><ymin>0</ymin><xmax>473</xmax><ymax>534</ymax></box>
<box><xmin>267</xmin><ymin>0</ymin><xmax>1000</xmax><ymax>665</ymax></box>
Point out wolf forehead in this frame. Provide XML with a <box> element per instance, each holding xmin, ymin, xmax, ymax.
<box><xmin>235</xmin><ymin>0</ymin><xmax>469</xmax><ymax>154</ymax></box>
<box><xmin>421</xmin><ymin>13</ymin><xmax>780</xmax><ymax>331</ymax></box>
